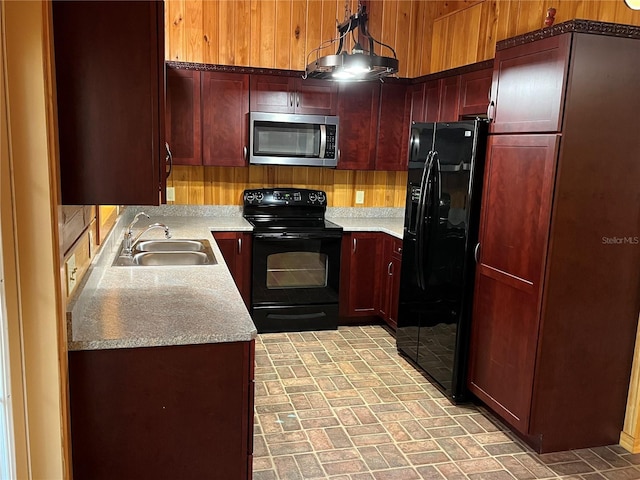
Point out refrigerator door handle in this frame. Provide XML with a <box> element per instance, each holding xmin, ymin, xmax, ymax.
<box><xmin>415</xmin><ymin>152</ymin><xmax>434</xmax><ymax>290</ymax></box>
<box><xmin>432</xmin><ymin>151</ymin><xmax>442</xmax><ymax>201</ymax></box>
<box><xmin>409</xmin><ymin>129</ymin><xmax>419</xmax><ymax>162</ymax></box>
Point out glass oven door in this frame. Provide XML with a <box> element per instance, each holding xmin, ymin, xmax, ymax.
<box><xmin>252</xmin><ymin>232</ymin><xmax>341</xmax><ymax>307</ymax></box>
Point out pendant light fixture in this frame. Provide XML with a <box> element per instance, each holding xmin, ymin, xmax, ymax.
<box><xmin>304</xmin><ymin>2</ymin><xmax>399</xmax><ymax>81</ymax></box>
<box><xmin>624</xmin><ymin>0</ymin><xmax>640</xmax><ymax>9</ymax></box>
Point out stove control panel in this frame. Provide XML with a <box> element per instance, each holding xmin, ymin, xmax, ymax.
<box><xmin>243</xmin><ymin>188</ymin><xmax>328</xmax><ymax>206</ymax></box>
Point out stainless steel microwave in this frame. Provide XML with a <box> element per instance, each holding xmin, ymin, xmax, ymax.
<box><xmin>249</xmin><ymin>112</ymin><xmax>339</xmax><ymax>167</ymax></box>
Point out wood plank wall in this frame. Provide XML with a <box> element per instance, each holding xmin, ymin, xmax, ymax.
<box><xmin>430</xmin><ymin>0</ymin><xmax>640</xmax><ymax>72</ymax></box>
<box><xmin>164</xmin><ymin>0</ymin><xmax>640</xmax><ymax>207</ymax></box>
<box><xmin>167</xmin><ymin>166</ymin><xmax>408</xmax><ymax>207</ymax></box>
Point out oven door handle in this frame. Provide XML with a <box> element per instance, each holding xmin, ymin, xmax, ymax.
<box><xmin>253</xmin><ymin>232</ymin><xmax>343</xmax><ymax>240</ymax></box>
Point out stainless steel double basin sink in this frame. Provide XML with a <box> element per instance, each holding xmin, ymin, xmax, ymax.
<box><xmin>113</xmin><ymin>239</ymin><xmax>217</xmax><ymax>266</ymax></box>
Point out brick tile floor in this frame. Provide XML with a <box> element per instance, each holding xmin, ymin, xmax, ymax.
<box><xmin>253</xmin><ymin>326</ymin><xmax>640</xmax><ymax>480</ymax></box>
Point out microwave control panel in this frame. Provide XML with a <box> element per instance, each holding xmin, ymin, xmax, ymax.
<box><xmin>324</xmin><ymin>125</ymin><xmax>337</xmax><ymax>159</ymax></box>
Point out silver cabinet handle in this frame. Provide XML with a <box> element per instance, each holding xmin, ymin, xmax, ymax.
<box><xmin>296</xmin><ymin>93</ymin><xmax>300</xmax><ymax>108</ymax></box>
<box><xmin>290</xmin><ymin>92</ymin><xmax>294</xmax><ymax>107</ymax></box>
<box><xmin>243</xmin><ymin>146</ymin><xmax>248</xmax><ymax>161</ymax></box>
<box><xmin>474</xmin><ymin>243</ymin><xmax>480</xmax><ymax>263</ymax></box>
<box><xmin>487</xmin><ymin>100</ymin><xmax>495</xmax><ymax>122</ymax></box>
<box><xmin>352</xmin><ymin>237</ymin><xmax>357</xmax><ymax>253</ymax></box>
<box><xmin>238</xmin><ymin>237</ymin><xmax>242</xmax><ymax>254</ymax></box>
<box><xmin>387</xmin><ymin>262</ymin><xmax>393</xmax><ymax>276</ymax></box>
<box><xmin>165</xmin><ymin>142</ymin><xmax>173</xmax><ymax>179</ymax></box>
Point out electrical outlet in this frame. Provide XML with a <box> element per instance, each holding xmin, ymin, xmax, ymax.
<box><xmin>166</xmin><ymin>186</ymin><xmax>175</xmax><ymax>202</ymax></box>
<box><xmin>355</xmin><ymin>190</ymin><xmax>365</xmax><ymax>204</ymax></box>
<box><xmin>66</xmin><ymin>254</ymin><xmax>77</xmax><ymax>294</ymax></box>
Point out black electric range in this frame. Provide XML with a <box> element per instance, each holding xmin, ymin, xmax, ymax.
<box><xmin>243</xmin><ymin>188</ymin><xmax>343</xmax><ymax>333</ymax></box>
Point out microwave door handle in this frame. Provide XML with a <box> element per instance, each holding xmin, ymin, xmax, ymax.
<box><xmin>319</xmin><ymin>124</ymin><xmax>327</xmax><ymax>159</ymax></box>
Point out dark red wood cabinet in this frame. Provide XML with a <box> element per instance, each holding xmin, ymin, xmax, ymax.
<box><xmin>489</xmin><ymin>34</ymin><xmax>570</xmax><ymax>133</ymax></box>
<box><xmin>212</xmin><ymin>231</ymin><xmax>252</xmax><ymax>308</ymax></box>
<box><xmin>458</xmin><ymin>68</ymin><xmax>492</xmax><ymax>117</ymax></box>
<box><xmin>336</xmin><ymin>82</ymin><xmax>380</xmax><ymax>170</ymax></box>
<box><xmin>423</xmin><ymin>79</ymin><xmax>442</xmax><ymax>122</ymax></box>
<box><xmin>378</xmin><ymin>235</ymin><xmax>402</xmax><ymax>330</ymax></box>
<box><xmin>202</xmin><ymin>72</ymin><xmax>249</xmax><ymax>166</ymax></box>
<box><xmin>339</xmin><ymin>232</ymin><xmax>382</xmax><ymax>320</ymax></box>
<box><xmin>412</xmin><ymin>77</ymin><xmax>460</xmax><ymax>123</ymax></box>
<box><xmin>469</xmin><ymin>134</ymin><xmax>559</xmax><ymax>433</ymax></box>
<box><xmin>438</xmin><ymin>76</ymin><xmax>461</xmax><ymax>122</ymax></box>
<box><xmin>408</xmin><ymin>83</ymin><xmax>426</xmax><ymax>124</ymax></box>
<box><xmin>249</xmin><ymin>75</ymin><xmax>337</xmax><ymax>115</ymax></box>
<box><xmin>166</xmin><ymin>67</ymin><xmax>201</xmax><ymax>166</ymax></box>
<box><xmin>53</xmin><ymin>1</ymin><xmax>165</xmax><ymax>205</ymax></box>
<box><xmin>375</xmin><ymin>83</ymin><xmax>411</xmax><ymax>171</ymax></box>
<box><xmin>69</xmin><ymin>341</ymin><xmax>255</xmax><ymax>480</ymax></box>
<box><xmin>468</xmin><ymin>24</ymin><xmax>640</xmax><ymax>453</ymax></box>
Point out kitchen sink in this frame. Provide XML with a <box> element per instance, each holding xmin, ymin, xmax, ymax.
<box><xmin>133</xmin><ymin>239</ymin><xmax>209</xmax><ymax>253</ymax></box>
<box><xmin>113</xmin><ymin>239</ymin><xmax>217</xmax><ymax>266</ymax></box>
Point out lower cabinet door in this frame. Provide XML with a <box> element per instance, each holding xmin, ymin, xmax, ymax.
<box><xmin>339</xmin><ymin>233</ymin><xmax>381</xmax><ymax>318</ymax></box>
<box><xmin>212</xmin><ymin>231</ymin><xmax>252</xmax><ymax>307</ymax></box>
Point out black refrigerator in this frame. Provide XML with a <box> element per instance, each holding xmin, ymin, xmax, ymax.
<box><xmin>396</xmin><ymin>119</ymin><xmax>487</xmax><ymax>403</ymax></box>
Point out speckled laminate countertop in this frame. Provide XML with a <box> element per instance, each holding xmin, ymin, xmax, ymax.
<box><xmin>327</xmin><ymin>217</ymin><xmax>404</xmax><ymax>238</ymax></box>
<box><xmin>67</xmin><ymin>206</ymin><xmax>405</xmax><ymax>351</ymax></box>
<box><xmin>66</xmin><ymin>210</ymin><xmax>256</xmax><ymax>351</ymax></box>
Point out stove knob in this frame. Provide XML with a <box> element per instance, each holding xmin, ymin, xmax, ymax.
<box><xmin>245</xmin><ymin>192</ymin><xmax>255</xmax><ymax>202</ymax></box>
<box><xmin>317</xmin><ymin>191</ymin><xmax>326</xmax><ymax>203</ymax></box>
<box><xmin>256</xmin><ymin>192</ymin><xmax>264</xmax><ymax>202</ymax></box>
<box><xmin>308</xmin><ymin>192</ymin><xmax>317</xmax><ymax>203</ymax></box>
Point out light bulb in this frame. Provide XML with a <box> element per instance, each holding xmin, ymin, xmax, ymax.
<box><xmin>332</xmin><ymin>69</ymin><xmax>355</xmax><ymax>80</ymax></box>
<box><xmin>625</xmin><ymin>0</ymin><xmax>640</xmax><ymax>9</ymax></box>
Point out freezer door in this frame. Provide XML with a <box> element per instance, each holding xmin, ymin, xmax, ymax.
<box><xmin>402</xmin><ymin>120</ymin><xmax>487</xmax><ymax>401</ymax></box>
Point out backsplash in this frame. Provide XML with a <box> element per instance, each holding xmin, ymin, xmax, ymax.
<box><xmin>167</xmin><ymin>166</ymin><xmax>408</xmax><ymax>208</ymax></box>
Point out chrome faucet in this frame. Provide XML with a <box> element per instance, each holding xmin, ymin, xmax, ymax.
<box><xmin>123</xmin><ymin>212</ymin><xmax>171</xmax><ymax>255</ymax></box>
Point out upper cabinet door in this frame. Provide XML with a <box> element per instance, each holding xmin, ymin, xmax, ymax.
<box><xmin>166</xmin><ymin>68</ymin><xmax>201</xmax><ymax>166</ymax></box>
<box><xmin>53</xmin><ymin>1</ymin><xmax>165</xmax><ymax>205</ymax></box>
<box><xmin>409</xmin><ymin>83</ymin><xmax>426</xmax><ymax>123</ymax></box>
<box><xmin>336</xmin><ymin>82</ymin><xmax>380</xmax><ymax>170</ymax></box>
<box><xmin>294</xmin><ymin>79</ymin><xmax>338</xmax><ymax>115</ymax></box>
<box><xmin>202</xmin><ymin>72</ymin><xmax>249</xmax><ymax>167</ymax></box>
<box><xmin>490</xmin><ymin>34</ymin><xmax>571</xmax><ymax>133</ymax></box>
<box><xmin>438</xmin><ymin>76</ymin><xmax>461</xmax><ymax>122</ymax></box>
<box><xmin>249</xmin><ymin>76</ymin><xmax>337</xmax><ymax>115</ymax></box>
<box><xmin>424</xmin><ymin>80</ymin><xmax>442</xmax><ymax>122</ymax></box>
<box><xmin>458</xmin><ymin>68</ymin><xmax>492</xmax><ymax>117</ymax></box>
<box><xmin>376</xmin><ymin>83</ymin><xmax>411</xmax><ymax>171</ymax></box>
<box><xmin>249</xmin><ymin>75</ymin><xmax>294</xmax><ymax>113</ymax></box>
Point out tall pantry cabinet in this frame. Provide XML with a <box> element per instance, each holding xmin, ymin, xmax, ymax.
<box><xmin>468</xmin><ymin>20</ymin><xmax>640</xmax><ymax>453</ymax></box>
